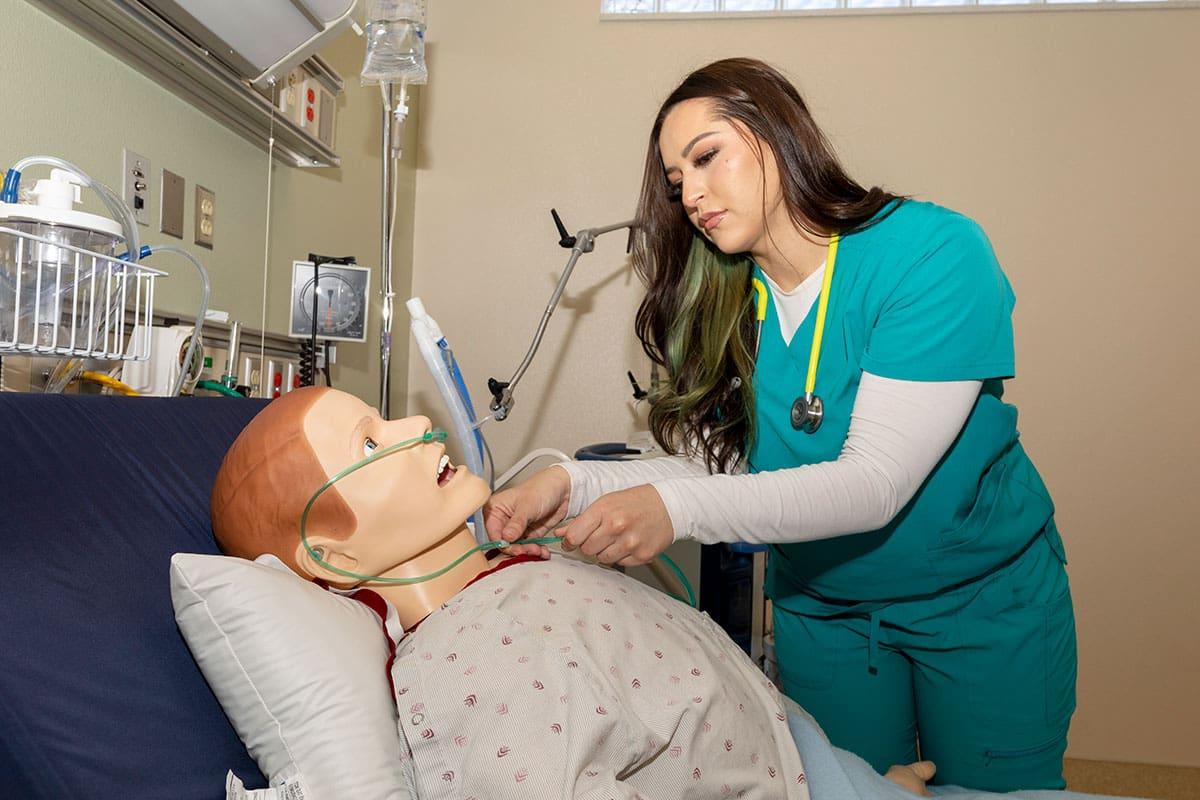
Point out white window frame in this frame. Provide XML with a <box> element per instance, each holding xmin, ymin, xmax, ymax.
<box><xmin>601</xmin><ymin>0</ymin><xmax>1199</xmax><ymax>19</ymax></box>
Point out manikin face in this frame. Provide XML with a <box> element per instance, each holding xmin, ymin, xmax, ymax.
<box><xmin>302</xmin><ymin>391</ymin><xmax>490</xmax><ymax>577</ymax></box>
<box><xmin>658</xmin><ymin>98</ymin><xmax>789</xmax><ymax>258</ymax></box>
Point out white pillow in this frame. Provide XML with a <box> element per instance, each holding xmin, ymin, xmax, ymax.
<box><xmin>170</xmin><ymin>553</ymin><xmax>410</xmax><ymax>800</ymax></box>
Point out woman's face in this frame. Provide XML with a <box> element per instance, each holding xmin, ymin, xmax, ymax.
<box><xmin>658</xmin><ymin>97</ymin><xmax>786</xmax><ymax>258</ymax></box>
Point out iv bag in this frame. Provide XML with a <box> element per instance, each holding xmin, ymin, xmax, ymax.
<box><xmin>361</xmin><ymin>0</ymin><xmax>428</xmax><ymax>86</ymax></box>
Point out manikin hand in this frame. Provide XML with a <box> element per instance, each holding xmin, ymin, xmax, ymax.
<box><xmin>884</xmin><ymin>761</ymin><xmax>936</xmax><ymax>797</ymax></box>
<box><xmin>557</xmin><ymin>484</ymin><xmax>674</xmax><ymax>566</ymax></box>
<box><xmin>483</xmin><ymin>466</ymin><xmax>571</xmax><ymax>558</ymax></box>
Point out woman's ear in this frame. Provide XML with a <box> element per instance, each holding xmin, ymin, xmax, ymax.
<box><xmin>293</xmin><ymin>537</ymin><xmax>361</xmax><ymax>586</ymax></box>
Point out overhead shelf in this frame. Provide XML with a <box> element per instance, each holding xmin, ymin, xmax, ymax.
<box><xmin>28</xmin><ymin>0</ymin><xmax>344</xmax><ymax>168</ymax></box>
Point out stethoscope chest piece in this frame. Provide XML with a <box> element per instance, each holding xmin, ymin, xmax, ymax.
<box><xmin>790</xmin><ymin>393</ymin><xmax>824</xmax><ymax>433</ymax></box>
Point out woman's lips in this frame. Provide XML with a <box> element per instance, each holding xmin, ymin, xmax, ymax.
<box><xmin>700</xmin><ymin>211</ymin><xmax>726</xmax><ymax>231</ymax></box>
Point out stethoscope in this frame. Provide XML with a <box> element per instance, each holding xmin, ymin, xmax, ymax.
<box><xmin>750</xmin><ymin>233</ymin><xmax>840</xmax><ymax>434</ymax></box>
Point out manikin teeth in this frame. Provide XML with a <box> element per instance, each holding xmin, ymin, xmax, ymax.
<box><xmin>437</xmin><ymin>454</ymin><xmax>450</xmax><ymax>478</ymax></box>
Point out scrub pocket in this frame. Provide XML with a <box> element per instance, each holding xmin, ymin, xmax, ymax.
<box><xmin>963</xmin><ymin>534</ymin><xmax>1076</xmax><ymax>787</ymax></box>
<box><xmin>1042</xmin><ymin>587</ymin><xmax>1078</xmax><ymax>732</ymax></box>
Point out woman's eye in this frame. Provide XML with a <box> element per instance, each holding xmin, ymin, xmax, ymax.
<box><xmin>364</xmin><ymin>437</ymin><xmax>379</xmax><ymax>456</ymax></box>
<box><xmin>694</xmin><ymin>148</ymin><xmax>717</xmax><ymax>167</ymax></box>
<box><xmin>667</xmin><ymin>182</ymin><xmax>682</xmax><ymax>201</ymax></box>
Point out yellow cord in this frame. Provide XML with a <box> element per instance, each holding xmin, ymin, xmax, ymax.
<box><xmin>80</xmin><ymin>371</ymin><xmax>139</xmax><ymax>396</ymax></box>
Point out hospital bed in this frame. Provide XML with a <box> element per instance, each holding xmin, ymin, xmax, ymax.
<box><xmin>0</xmin><ymin>392</ymin><xmax>269</xmax><ymax>797</ymax></box>
<box><xmin>0</xmin><ymin>391</ymin><xmax>1141</xmax><ymax>800</ymax></box>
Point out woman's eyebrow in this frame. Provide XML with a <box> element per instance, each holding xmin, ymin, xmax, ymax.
<box><xmin>681</xmin><ymin>131</ymin><xmax>718</xmax><ymax>159</ymax></box>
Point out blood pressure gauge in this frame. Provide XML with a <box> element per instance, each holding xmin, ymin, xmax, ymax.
<box><xmin>288</xmin><ymin>260</ymin><xmax>371</xmax><ymax>343</ymax></box>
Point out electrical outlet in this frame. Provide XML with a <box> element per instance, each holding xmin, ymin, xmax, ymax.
<box><xmin>263</xmin><ymin>358</ymin><xmax>302</xmax><ymax>399</ymax></box>
<box><xmin>195</xmin><ymin>185</ymin><xmax>215</xmax><ymax>249</ymax></box>
<box><xmin>160</xmin><ymin>168</ymin><xmax>185</xmax><ymax>238</ymax></box>
<box><xmin>122</xmin><ymin>149</ymin><xmax>150</xmax><ymax>226</ymax></box>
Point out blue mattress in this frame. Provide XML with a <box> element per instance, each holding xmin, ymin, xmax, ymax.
<box><xmin>0</xmin><ymin>392</ymin><xmax>269</xmax><ymax>799</ymax></box>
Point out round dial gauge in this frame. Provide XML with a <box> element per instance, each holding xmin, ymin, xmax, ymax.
<box><xmin>298</xmin><ymin>274</ymin><xmax>361</xmax><ymax>334</ymax></box>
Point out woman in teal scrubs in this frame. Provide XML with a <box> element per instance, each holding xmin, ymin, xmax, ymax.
<box><xmin>486</xmin><ymin>58</ymin><xmax>1075</xmax><ymax>792</ymax></box>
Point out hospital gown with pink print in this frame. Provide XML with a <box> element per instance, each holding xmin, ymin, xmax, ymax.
<box><xmin>388</xmin><ymin>555</ymin><xmax>810</xmax><ymax>800</ymax></box>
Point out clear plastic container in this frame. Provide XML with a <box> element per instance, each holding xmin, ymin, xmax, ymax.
<box><xmin>0</xmin><ymin>220</ymin><xmax>122</xmax><ymax>350</ymax></box>
<box><xmin>0</xmin><ymin>168</ymin><xmax>126</xmax><ymax>353</ymax></box>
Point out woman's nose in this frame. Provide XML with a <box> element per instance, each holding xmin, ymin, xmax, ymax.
<box><xmin>683</xmin><ymin>178</ymin><xmax>704</xmax><ymax>208</ymax></box>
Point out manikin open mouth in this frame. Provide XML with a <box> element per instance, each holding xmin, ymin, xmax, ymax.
<box><xmin>436</xmin><ymin>454</ymin><xmax>456</xmax><ymax>487</ymax></box>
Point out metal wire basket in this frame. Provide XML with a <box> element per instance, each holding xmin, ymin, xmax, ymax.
<box><xmin>0</xmin><ymin>225</ymin><xmax>165</xmax><ymax>360</ymax></box>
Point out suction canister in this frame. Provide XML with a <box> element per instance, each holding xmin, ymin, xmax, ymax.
<box><xmin>0</xmin><ymin>169</ymin><xmax>124</xmax><ymax>348</ymax></box>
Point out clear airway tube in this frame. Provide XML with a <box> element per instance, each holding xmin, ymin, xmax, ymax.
<box><xmin>145</xmin><ymin>245</ymin><xmax>210</xmax><ymax>397</ymax></box>
<box><xmin>4</xmin><ymin>156</ymin><xmax>140</xmax><ymax>264</ymax></box>
<box><xmin>408</xmin><ymin>297</ymin><xmax>490</xmax><ymax>545</ymax></box>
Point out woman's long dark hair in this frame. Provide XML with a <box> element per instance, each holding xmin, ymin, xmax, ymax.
<box><xmin>634</xmin><ymin>57</ymin><xmax>902</xmax><ymax>473</ymax></box>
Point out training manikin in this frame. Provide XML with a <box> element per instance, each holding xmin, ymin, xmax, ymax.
<box><xmin>212</xmin><ymin>388</ymin><xmax>815</xmax><ymax>798</ymax></box>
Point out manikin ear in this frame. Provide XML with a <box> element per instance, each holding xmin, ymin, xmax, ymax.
<box><xmin>293</xmin><ymin>537</ymin><xmax>361</xmax><ymax>586</ymax></box>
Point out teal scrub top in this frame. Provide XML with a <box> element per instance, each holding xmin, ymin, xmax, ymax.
<box><xmin>751</xmin><ymin>200</ymin><xmax>1060</xmax><ymax>605</ymax></box>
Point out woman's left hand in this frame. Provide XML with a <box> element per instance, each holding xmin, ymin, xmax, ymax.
<box><xmin>558</xmin><ymin>484</ymin><xmax>674</xmax><ymax>566</ymax></box>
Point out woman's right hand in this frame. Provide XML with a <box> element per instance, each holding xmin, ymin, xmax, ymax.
<box><xmin>483</xmin><ymin>466</ymin><xmax>572</xmax><ymax>558</ymax></box>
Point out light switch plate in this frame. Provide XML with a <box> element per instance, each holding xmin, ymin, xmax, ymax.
<box><xmin>160</xmin><ymin>169</ymin><xmax>185</xmax><ymax>239</ymax></box>
<box><xmin>194</xmin><ymin>184</ymin><xmax>215</xmax><ymax>249</ymax></box>
<box><xmin>122</xmin><ymin>149</ymin><xmax>150</xmax><ymax>227</ymax></box>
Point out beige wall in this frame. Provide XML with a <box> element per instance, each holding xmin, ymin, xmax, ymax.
<box><xmin>409</xmin><ymin>1</ymin><xmax>1200</xmax><ymax>766</ymax></box>
<box><xmin>1</xmin><ymin>0</ymin><xmax>417</xmax><ymax>407</ymax></box>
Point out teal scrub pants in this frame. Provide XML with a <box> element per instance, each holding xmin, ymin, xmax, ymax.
<box><xmin>772</xmin><ymin>532</ymin><xmax>1077</xmax><ymax>792</ymax></box>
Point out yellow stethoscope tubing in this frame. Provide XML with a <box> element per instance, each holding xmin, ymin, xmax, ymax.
<box><xmin>749</xmin><ymin>233</ymin><xmax>840</xmax><ymax>401</ymax></box>
<box><xmin>806</xmin><ymin>233</ymin><xmax>839</xmax><ymax>401</ymax></box>
<box><xmin>750</xmin><ymin>276</ymin><xmax>769</xmax><ymax>322</ymax></box>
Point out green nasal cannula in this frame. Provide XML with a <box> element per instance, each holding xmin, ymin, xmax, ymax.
<box><xmin>300</xmin><ymin>430</ymin><xmax>697</xmax><ymax>608</ymax></box>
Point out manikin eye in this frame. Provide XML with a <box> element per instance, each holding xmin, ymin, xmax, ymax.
<box><xmin>364</xmin><ymin>437</ymin><xmax>379</xmax><ymax>456</ymax></box>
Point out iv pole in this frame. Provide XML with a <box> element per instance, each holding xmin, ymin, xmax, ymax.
<box><xmin>378</xmin><ymin>80</ymin><xmax>410</xmax><ymax>419</ymax></box>
<box><xmin>379</xmin><ymin>82</ymin><xmax>395</xmax><ymax>418</ymax></box>
<box><xmin>363</xmin><ymin>2</ymin><xmax>424</xmax><ymax>419</ymax></box>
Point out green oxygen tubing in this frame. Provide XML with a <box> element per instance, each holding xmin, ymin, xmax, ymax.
<box><xmin>299</xmin><ymin>430</ymin><xmax>697</xmax><ymax>607</ymax></box>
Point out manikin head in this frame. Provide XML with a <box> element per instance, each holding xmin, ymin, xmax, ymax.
<box><xmin>211</xmin><ymin>388</ymin><xmax>490</xmax><ymax>591</ymax></box>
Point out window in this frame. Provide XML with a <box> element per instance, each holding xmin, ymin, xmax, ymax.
<box><xmin>603</xmin><ymin>0</ymin><xmax>1189</xmax><ymax>15</ymax></box>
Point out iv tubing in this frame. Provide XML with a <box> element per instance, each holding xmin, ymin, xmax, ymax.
<box><xmin>378</xmin><ymin>82</ymin><xmax>395</xmax><ymax>417</ymax></box>
<box><xmin>144</xmin><ymin>245</ymin><xmax>210</xmax><ymax>397</ymax></box>
<box><xmin>378</xmin><ymin>79</ymin><xmax>409</xmax><ymax>418</ymax></box>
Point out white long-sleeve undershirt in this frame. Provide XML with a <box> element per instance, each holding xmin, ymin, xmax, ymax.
<box><xmin>556</xmin><ymin>373</ymin><xmax>982</xmax><ymax>545</ymax></box>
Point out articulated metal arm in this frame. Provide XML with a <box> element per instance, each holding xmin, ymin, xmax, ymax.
<box><xmin>488</xmin><ymin>211</ymin><xmax>636</xmax><ymax>422</ymax></box>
